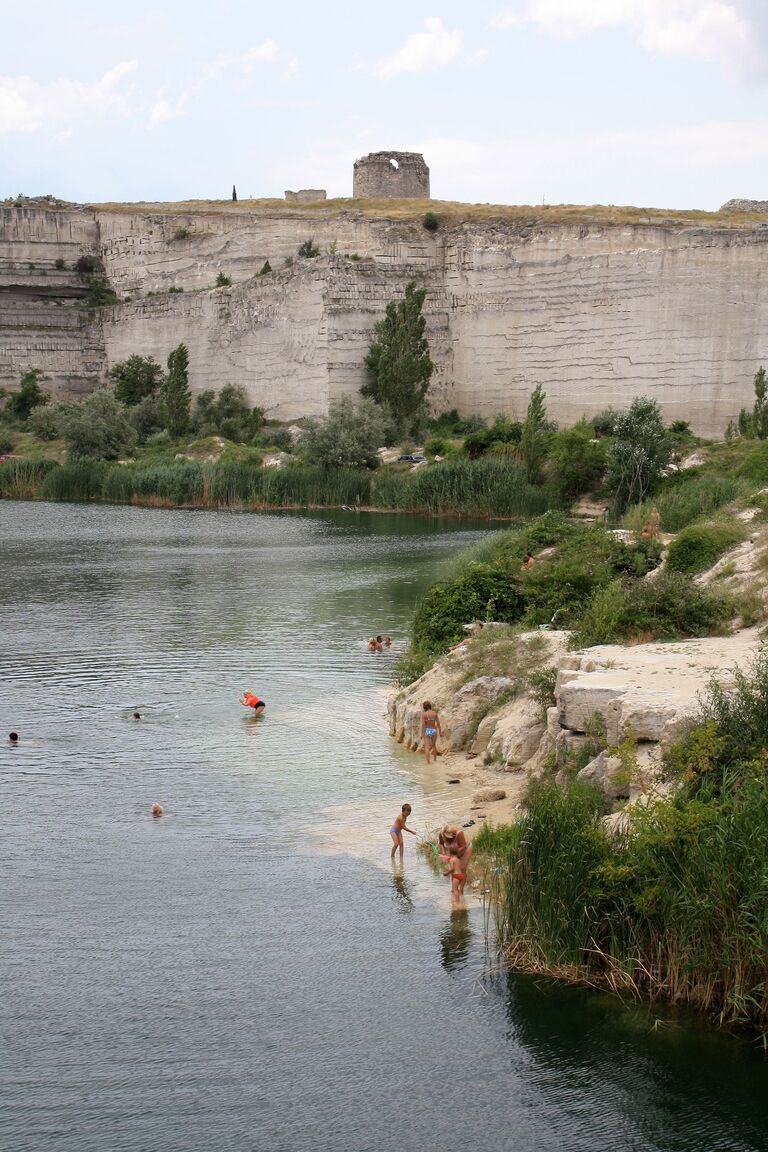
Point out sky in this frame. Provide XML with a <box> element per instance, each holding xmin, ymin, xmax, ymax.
<box><xmin>2</xmin><ymin>0</ymin><xmax>768</xmax><ymax>209</ymax></box>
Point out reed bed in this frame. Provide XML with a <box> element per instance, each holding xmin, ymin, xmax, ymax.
<box><xmin>6</xmin><ymin>456</ymin><xmax>558</xmax><ymax>519</ymax></box>
<box><xmin>0</xmin><ymin>458</ymin><xmax>58</xmax><ymax>500</ymax></box>
<box><xmin>475</xmin><ymin>775</ymin><xmax>768</xmax><ymax>1030</ymax></box>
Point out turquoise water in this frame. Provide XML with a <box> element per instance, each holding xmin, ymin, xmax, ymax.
<box><xmin>2</xmin><ymin>501</ymin><xmax>766</xmax><ymax>1152</ymax></box>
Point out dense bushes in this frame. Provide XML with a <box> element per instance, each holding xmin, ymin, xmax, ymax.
<box><xmin>476</xmin><ymin>655</ymin><xmax>768</xmax><ymax>1029</ymax></box>
<box><xmin>572</xmin><ymin>570</ymin><xmax>730</xmax><ymax>647</ymax></box>
<box><xmin>628</xmin><ymin>473</ymin><xmax>747</xmax><ymax>532</ymax></box>
<box><xmin>666</xmin><ymin>521</ymin><xmax>745</xmax><ymax>575</ymax></box>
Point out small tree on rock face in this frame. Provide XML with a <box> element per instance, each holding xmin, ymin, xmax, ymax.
<box><xmin>736</xmin><ymin>366</ymin><xmax>768</xmax><ymax>440</ymax></box>
<box><xmin>520</xmin><ymin>384</ymin><xmax>549</xmax><ymax>484</ymax></box>
<box><xmin>606</xmin><ymin>396</ymin><xmax>671</xmax><ymax>515</ymax></box>
<box><xmin>362</xmin><ymin>280</ymin><xmax>433</xmax><ymax>435</ymax></box>
<box><xmin>6</xmin><ymin>369</ymin><xmax>48</xmax><ymax>420</ymax></box>
<box><xmin>300</xmin><ymin>396</ymin><xmax>392</xmax><ymax>469</ymax></box>
<box><xmin>160</xmin><ymin>343</ymin><xmax>191</xmax><ymax>437</ymax></box>
<box><xmin>109</xmin><ymin>355</ymin><xmax>164</xmax><ymax>406</ymax></box>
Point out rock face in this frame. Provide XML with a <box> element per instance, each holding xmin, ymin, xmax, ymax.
<box><xmin>284</xmin><ymin>190</ymin><xmax>327</xmax><ymax>203</ymax></box>
<box><xmin>5</xmin><ymin>202</ymin><xmax>768</xmax><ymax>432</ymax></box>
<box><xmin>720</xmin><ymin>199</ymin><xmax>768</xmax><ymax>212</ymax></box>
<box><xmin>389</xmin><ymin>625</ymin><xmax>761</xmax><ymax>814</ymax></box>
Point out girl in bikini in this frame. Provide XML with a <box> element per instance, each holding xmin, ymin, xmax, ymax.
<box><xmin>389</xmin><ymin>803</ymin><xmax>415</xmax><ymax>861</ymax></box>
<box><xmin>443</xmin><ymin>852</ymin><xmax>466</xmax><ymax>898</ymax></box>
<box><xmin>421</xmin><ymin>700</ymin><xmax>442</xmax><ymax>764</ymax></box>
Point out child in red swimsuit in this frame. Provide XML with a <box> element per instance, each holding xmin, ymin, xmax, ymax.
<box><xmin>444</xmin><ymin>852</ymin><xmax>466</xmax><ymax>898</ymax></box>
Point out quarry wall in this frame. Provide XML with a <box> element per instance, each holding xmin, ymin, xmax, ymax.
<box><xmin>2</xmin><ymin>203</ymin><xmax>768</xmax><ymax>434</ymax></box>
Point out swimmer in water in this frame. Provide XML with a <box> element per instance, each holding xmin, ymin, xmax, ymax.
<box><xmin>151</xmin><ymin>802</ymin><xmax>164</xmax><ymax>818</ymax></box>
<box><xmin>9</xmin><ymin>731</ymin><xmax>19</xmax><ymax>744</ymax></box>
<box><xmin>133</xmin><ymin>711</ymin><xmax>141</xmax><ymax>720</ymax></box>
<box><xmin>239</xmin><ymin>691</ymin><xmax>265</xmax><ymax>715</ymax></box>
<box><xmin>390</xmin><ymin>803</ymin><xmax>415</xmax><ymax>861</ymax></box>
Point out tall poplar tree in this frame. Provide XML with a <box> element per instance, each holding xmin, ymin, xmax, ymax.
<box><xmin>520</xmin><ymin>384</ymin><xmax>549</xmax><ymax>484</ymax></box>
<box><xmin>160</xmin><ymin>343</ymin><xmax>191</xmax><ymax>437</ymax></box>
<box><xmin>362</xmin><ymin>280</ymin><xmax>433</xmax><ymax>433</ymax></box>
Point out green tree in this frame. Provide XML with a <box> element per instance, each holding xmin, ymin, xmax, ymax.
<box><xmin>300</xmin><ymin>396</ymin><xmax>392</xmax><ymax>469</ymax></box>
<box><xmin>109</xmin><ymin>356</ymin><xmax>164</xmax><ymax>406</ymax></box>
<box><xmin>548</xmin><ymin>419</ymin><xmax>607</xmax><ymax>499</ymax></box>
<box><xmin>520</xmin><ymin>385</ymin><xmax>549</xmax><ymax>484</ymax></box>
<box><xmin>215</xmin><ymin>272</ymin><xmax>232</xmax><ymax>287</ymax></box>
<box><xmin>61</xmin><ymin>391</ymin><xmax>137</xmax><ymax>460</ymax></box>
<box><xmin>606</xmin><ymin>396</ymin><xmax>671</xmax><ymax>514</ymax></box>
<box><xmin>362</xmin><ymin>280</ymin><xmax>433</xmax><ymax>434</ymax></box>
<box><xmin>160</xmin><ymin>344</ymin><xmax>191</xmax><ymax>437</ymax></box>
<box><xmin>6</xmin><ymin>369</ymin><xmax>48</xmax><ymax>420</ymax></box>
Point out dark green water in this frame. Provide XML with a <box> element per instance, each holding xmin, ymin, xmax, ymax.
<box><xmin>2</xmin><ymin>501</ymin><xmax>766</xmax><ymax>1152</ymax></box>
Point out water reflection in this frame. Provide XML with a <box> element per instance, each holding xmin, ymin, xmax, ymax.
<box><xmin>390</xmin><ymin>867</ymin><xmax>415</xmax><ymax>913</ymax></box>
<box><xmin>439</xmin><ymin>907</ymin><xmax>472</xmax><ymax>972</ymax></box>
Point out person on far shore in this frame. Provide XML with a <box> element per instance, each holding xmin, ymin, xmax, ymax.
<box><xmin>9</xmin><ymin>731</ymin><xmax>19</xmax><ymax>744</ymax></box>
<box><xmin>443</xmin><ymin>852</ymin><xmax>466</xmax><ymax>899</ymax></box>
<box><xmin>421</xmin><ymin>701</ymin><xmax>442</xmax><ymax>764</ymax></box>
<box><xmin>438</xmin><ymin>825</ymin><xmax>472</xmax><ymax>882</ymax></box>
<box><xmin>390</xmin><ymin>803</ymin><xmax>416</xmax><ymax>861</ymax></box>
<box><xmin>524</xmin><ymin>552</ymin><xmax>536</xmax><ymax>570</ymax></box>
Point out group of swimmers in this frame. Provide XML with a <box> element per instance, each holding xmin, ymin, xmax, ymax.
<box><xmin>389</xmin><ymin>803</ymin><xmax>471</xmax><ymax>899</ymax></box>
<box><xmin>367</xmin><ymin>635</ymin><xmax>392</xmax><ymax>651</ymax></box>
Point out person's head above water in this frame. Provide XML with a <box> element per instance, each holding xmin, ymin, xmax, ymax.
<box><xmin>9</xmin><ymin>731</ymin><xmax>19</xmax><ymax>743</ymax></box>
<box><xmin>133</xmin><ymin>711</ymin><xmax>141</xmax><ymax>720</ymax></box>
<box><xmin>151</xmin><ymin>802</ymin><xmax>163</xmax><ymax>818</ymax></box>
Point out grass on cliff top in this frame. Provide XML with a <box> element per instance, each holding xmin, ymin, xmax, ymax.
<box><xmin>88</xmin><ymin>197</ymin><xmax>768</xmax><ymax>229</ymax></box>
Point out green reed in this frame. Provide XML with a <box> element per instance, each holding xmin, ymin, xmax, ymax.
<box><xmin>476</xmin><ymin>774</ymin><xmax>768</xmax><ymax>1029</ymax></box>
<box><xmin>372</xmin><ymin>458</ymin><xmax>556</xmax><ymax>518</ymax></box>
<box><xmin>0</xmin><ymin>457</ymin><xmax>58</xmax><ymax>500</ymax></box>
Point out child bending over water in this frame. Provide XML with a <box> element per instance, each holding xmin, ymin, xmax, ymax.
<box><xmin>390</xmin><ymin>804</ymin><xmax>415</xmax><ymax>861</ymax></box>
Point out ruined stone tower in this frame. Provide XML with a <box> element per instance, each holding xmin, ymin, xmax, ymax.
<box><xmin>353</xmin><ymin>152</ymin><xmax>430</xmax><ymax>199</ymax></box>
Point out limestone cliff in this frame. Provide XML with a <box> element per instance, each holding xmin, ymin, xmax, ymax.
<box><xmin>3</xmin><ymin>200</ymin><xmax>768</xmax><ymax>433</ymax></box>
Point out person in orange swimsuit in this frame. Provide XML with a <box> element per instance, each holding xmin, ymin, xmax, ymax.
<box><xmin>239</xmin><ymin>691</ymin><xmax>265</xmax><ymax>715</ymax></box>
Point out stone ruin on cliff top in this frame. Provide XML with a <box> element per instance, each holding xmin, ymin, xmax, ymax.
<box><xmin>285</xmin><ymin>152</ymin><xmax>430</xmax><ymax>202</ymax></box>
<box><xmin>353</xmin><ymin>152</ymin><xmax>430</xmax><ymax>199</ymax></box>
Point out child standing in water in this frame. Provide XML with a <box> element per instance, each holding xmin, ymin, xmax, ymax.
<box><xmin>421</xmin><ymin>700</ymin><xmax>442</xmax><ymax>764</ymax></box>
<box><xmin>390</xmin><ymin>804</ymin><xmax>415</xmax><ymax>861</ymax></box>
<box><xmin>443</xmin><ymin>852</ymin><xmax>466</xmax><ymax>899</ymax></box>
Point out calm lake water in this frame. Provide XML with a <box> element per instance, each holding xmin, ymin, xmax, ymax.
<box><xmin>2</xmin><ymin>500</ymin><xmax>767</xmax><ymax>1152</ymax></box>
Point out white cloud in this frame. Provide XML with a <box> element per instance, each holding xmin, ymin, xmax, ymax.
<box><xmin>422</xmin><ymin>119</ymin><xmax>768</xmax><ymax>204</ymax></box>
<box><xmin>204</xmin><ymin>40</ymin><xmax>280</xmax><ymax>78</ymax></box>
<box><xmin>147</xmin><ymin>40</ymin><xmax>297</xmax><ymax>128</ymax></box>
<box><xmin>0</xmin><ymin>61</ymin><xmax>137</xmax><ymax>136</ymax></box>
<box><xmin>490</xmin><ymin>2</ymin><xmax>764</xmax><ymax>77</ymax></box>
<box><xmin>374</xmin><ymin>17</ymin><xmax>464</xmax><ymax>78</ymax></box>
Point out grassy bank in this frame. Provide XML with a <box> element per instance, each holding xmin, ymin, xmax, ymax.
<box><xmin>474</xmin><ymin>656</ymin><xmax>768</xmax><ymax>1033</ymax></box>
<box><xmin>0</xmin><ymin>455</ymin><xmax>559</xmax><ymax>520</ymax></box>
<box><xmin>400</xmin><ymin>511</ymin><xmax>733</xmax><ymax>680</ymax></box>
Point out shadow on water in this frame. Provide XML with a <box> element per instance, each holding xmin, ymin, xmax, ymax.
<box><xmin>390</xmin><ymin>867</ymin><xmax>415</xmax><ymax>913</ymax></box>
<box><xmin>487</xmin><ymin>966</ymin><xmax>768</xmax><ymax>1151</ymax></box>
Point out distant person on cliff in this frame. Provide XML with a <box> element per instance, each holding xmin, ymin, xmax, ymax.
<box><xmin>390</xmin><ymin>803</ymin><xmax>416</xmax><ymax>861</ymax></box>
<box><xmin>240</xmin><ymin>691</ymin><xmax>265</xmax><ymax>715</ymax></box>
<box><xmin>438</xmin><ymin>826</ymin><xmax>472</xmax><ymax>882</ymax></box>
<box><xmin>421</xmin><ymin>701</ymin><xmax>442</xmax><ymax>764</ymax></box>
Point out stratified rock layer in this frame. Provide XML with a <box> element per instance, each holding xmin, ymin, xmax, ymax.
<box><xmin>4</xmin><ymin>203</ymin><xmax>768</xmax><ymax>432</ymax></box>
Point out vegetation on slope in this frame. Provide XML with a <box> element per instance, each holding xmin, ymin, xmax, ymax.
<box><xmin>474</xmin><ymin>655</ymin><xmax>768</xmax><ymax>1033</ymax></box>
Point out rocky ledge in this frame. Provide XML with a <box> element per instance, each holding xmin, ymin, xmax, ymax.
<box><xmin>389</xmin><ymin>626</ymin><xmax>762</xmax><ymax>823</ymax></box>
